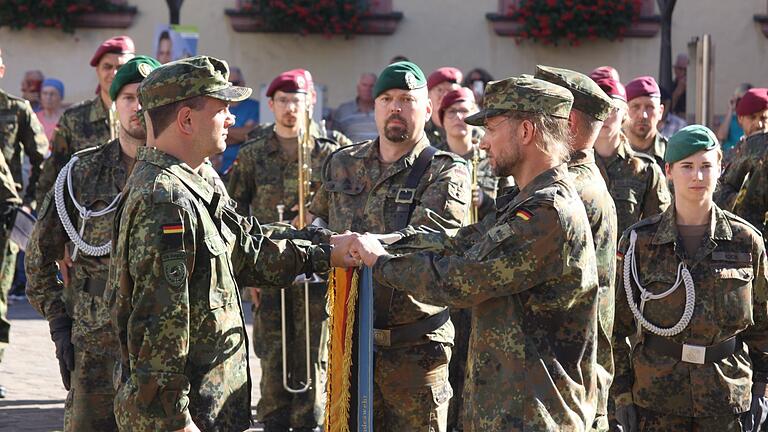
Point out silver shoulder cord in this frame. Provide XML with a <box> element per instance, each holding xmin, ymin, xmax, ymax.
<box><xmin>623</xmin><ymin>230</ymin><xmax>696</xmax><ymax>337</ymax></box>
<box><xmin>54</xmin><ymin>156</ymin><xmax>122</xmax><ymax>259</ymax></box>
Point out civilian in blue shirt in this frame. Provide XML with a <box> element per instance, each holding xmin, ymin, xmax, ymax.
<box><xmin>217</xmin><ymin>66</ymin><xmax>259</xmax><ymax>174</ymax></box>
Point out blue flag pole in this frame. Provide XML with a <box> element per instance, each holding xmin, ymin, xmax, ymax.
<box><xmin>357</xmin><ymin>266</ymin><xmax>374</xmax><ymax>432</ymax></box>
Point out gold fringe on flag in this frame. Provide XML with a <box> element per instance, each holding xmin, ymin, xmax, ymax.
<box><xmin>325</xmin><ymin>268</ymin><xmax>359</xmax><ymax>432</ymax></box>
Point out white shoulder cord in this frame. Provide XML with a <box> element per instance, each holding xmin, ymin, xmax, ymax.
<box><xmin>54</xmin><ymin>156</ymin><xmax>122</xmax><ymax>259</ymax></box>
<box><xmin>623</xmin><ymin>230</ymin><xmax>696</xmax><ymax>337</ymax></box>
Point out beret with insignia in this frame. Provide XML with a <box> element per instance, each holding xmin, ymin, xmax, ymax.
<box><xmin>266</xmin><ymin>69</ymin><xmax>310</xmax><ymax>98</ymax></box>
<box><xmin>373</xmin><ymin>61</ymin><xmax>427</xmax><ymax>99</ymax></box>
<box><xmin>109</xmin><ymin>55</ymin><xmax>161</xmax><ymax>102</ymax></box>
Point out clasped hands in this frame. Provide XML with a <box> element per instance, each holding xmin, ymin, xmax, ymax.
<box><xmin>330</xmin><ymin>231</ymin><xmax>390</xmax><ymax>268</ymax></box>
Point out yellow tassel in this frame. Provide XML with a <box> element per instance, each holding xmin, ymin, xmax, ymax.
<box><xmin>325</xmin><ymin>268</ymin><xmax>359</xmax><ymax>432</ymax></box>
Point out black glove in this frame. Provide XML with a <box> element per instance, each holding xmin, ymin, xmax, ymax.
<box><xmin>743</xmin><ymin>395</ymin><xmax>768</xmax><ymax>432</ymax></box>
<box><xmin>48</xmin><ymin>316</ymin><xmax>74</xmax><ymax>390</ymax></box>
<box><xmin>615</xmin><ymin>403</ymin><xmax>638</xmax><ymax>432</ymax></box>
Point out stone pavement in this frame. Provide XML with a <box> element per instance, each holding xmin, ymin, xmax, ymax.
<box><xmin>0</xmin><ymin>299</ymin><xmax>266</xmax><ymax>432</ymax></box>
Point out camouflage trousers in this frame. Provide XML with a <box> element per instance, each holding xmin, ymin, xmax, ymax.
<box><xmin>636</xmin><ymin>406</ymin><xmax>744</xmax><ymax>431</ymax></box>
<box><xmin>0</xmin><ymin>242</ymin><xmax>18</xmax><ymax>363</ymax></box>
<box><xmin>254</xmin><ymin>283</ymin><xmax>328</xmax><ymax>430</ymax></box>
<box><xmin>447</xmin><ymin>308</ymin><xmax>470</xmax><ymax>431</ymax></box>
<box><xmin>64</xmin><ymin>347</ymin><xmax>118</xmax><ymax>432</ymax></box>
<box><xmin>373</xmin><ymin>341</ymin><xmax>453</xmax><ymax>432</ymax></box>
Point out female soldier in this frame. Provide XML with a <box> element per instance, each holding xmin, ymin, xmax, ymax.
<box><xmin>612</xmin><ymin>125</ymin><xmax>768</xmax><ymax>431</ymax></box>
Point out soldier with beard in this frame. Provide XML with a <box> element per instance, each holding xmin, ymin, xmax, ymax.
<box><xmin>345</xmin><ymin>75</ymin><xmax>600</xmax><ymax>431</ymax></box>
<box><xmin>310</xmin><ymin>61</ymin><xmax>470</xmax><ymax>431</ymax></box>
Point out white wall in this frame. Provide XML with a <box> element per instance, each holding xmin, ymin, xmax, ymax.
<box><xmin>1</xmin><ymin>0</ymin><xmax>766</xmax><ymax>117</ymax></box>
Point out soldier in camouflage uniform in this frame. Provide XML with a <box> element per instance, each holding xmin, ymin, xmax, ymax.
<box><xmin>535</xmin><ymin>65</ymin><xmax>617</xmax><ymax>432</ymax></box>
<box><xmin>715</xmin><ymin>88</ymin><xmax>768</xmax><ymax>211</ymax></box>
<box><xmin>106</xmin><ymin>56</ymin><xmax>347</xmax><ymax>432</ymax></box>
<box><xmin>436</xmin><ymin>86</ymin><xmax>512</xmax><ymax>431</ymax></box>
<box><xmin>438</xmin><ymin>87</ymin><xmax>513</xmax><ymax>222</ymax></box>
<box><xmin>0</xmin><ymin>46</ymin><xmax>48</xmax><ymax>398</ymax></box>
<box><xmin>226</xmin><ymin>69</ymin><xmax>351</xmax><ymax>432</ymax></box>
<box><xmin>346</xmin><ymin>75</ymin><xmax>600</xmax><ymax>431</ymax></box>
<box><xmin>591</xmin><ymin>74</ymin><xmax>671</xmax><ymax>236</ymax></box>
<box><xmin>730</xmin><ymin>137</ymin><xmax>768</xmax><ymax>239</ymax></box>
<box><xmin>613</xmin><ymin>125</ymin><xmax>768</xmax><ymax>432</ymax></box>
<box><xmin>36</xmin><ymin>36</ymin><xmax>135</xmax><ymax>204</ymax></box>
<box><xmin>310</xmin><ymin>61</ymin><xmax>470</xmax><ymax>431</ymax></box>
<box><xmin>624</xmin><ymin>76</ymin><xmax>668</xmax><ymax>168</ymax></box>
<box><xmin>424</xmin><ymin>67</ymin><xmax>463</xmax><ymax>147</ymax></box>
<box><xmin>25</xmin><ymin>56</ymin><xmax>160</xmax><ymax>431</ymax></box>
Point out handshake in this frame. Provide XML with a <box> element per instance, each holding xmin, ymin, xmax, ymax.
<box><xmin>328</xmin><ymin>231</ymin><xmax>396</xmax><ymax>268</ymax></box>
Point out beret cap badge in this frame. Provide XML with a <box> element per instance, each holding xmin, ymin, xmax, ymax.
<box><xmin>138</xmin><ymin>63</ymin><xmax>153</xmax><ymax>78</ymax></box>
<box><xmin>405</xmin><ymin>72</ymin><xmax>419</xmax><ymax>90</ymax></box>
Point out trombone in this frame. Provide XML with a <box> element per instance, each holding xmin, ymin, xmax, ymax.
<box><xmin>469</xmin><ymin>142</ymin><xmax>481</xmax><ymax>224</ymax></box>
<box><xmin>279</xmin><ymin>101</ymin><xmax>314</xmax><ymax>394</ymax></box>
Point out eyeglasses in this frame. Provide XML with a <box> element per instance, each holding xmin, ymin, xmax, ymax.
<box><xmin>274</xmin><ymin>96</ymin><xmax>306</xmax><ymax>107</ymax></box>
<box><xmin>445</xmin><ymin>108</ymin><xmax>471</xmax><ymax>119</ymax></box>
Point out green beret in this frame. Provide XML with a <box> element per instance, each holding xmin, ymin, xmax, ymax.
<box><xmin>109</xmin><ymin>55</ymin><xmax>161</xmax><ymax>102</ymax></box>
<box><xmin>138</xmin><ymin>55</ymin><xmax>252</xmax><ymax>111</ymax></box>
<box><xmin>534</xmin><ymin>65</ymin><xmax>613</xmax><ymax>121</ymax></box>
<box><xmin>464</xmin><ymin>75</ymin><xmax>573</xmax><ymax>126</ymax></box>
<box><xmin>373</xmin><ymin>61</ymin><xmax>427</xmax><ymax>99</ymax></box>
<box><xmin>664</xmin><ymin>124</ymin><xmax>719</xmax><ymax>164</ymax></box>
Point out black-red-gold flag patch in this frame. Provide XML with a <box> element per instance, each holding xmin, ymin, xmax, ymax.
<box><xmin>162</xmin><ymin>223</ymin><xmax>184</xmax><ymax>249</ymax></box>
<box><xmin>515</xmin><ymin>209</ymin><xmax>532</xmax><ymax>221</ymax></box>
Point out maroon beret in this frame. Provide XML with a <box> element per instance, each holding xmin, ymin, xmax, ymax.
<box><xmin>90</xmin><ymin>36</ymin><xmax>135</xmax><ymax>67</ymax></box>
<box><xmin>589</xmin><ymin>66</ymin><xmax>620</xmax><ymax>83</ymax></box>
<box><xmin>285</xmin><ymin>68</ymin><xmax>314</xmax><ymax>91</ymax></box>
<box><xmin>737</xmin><ymin>88</ymin><xmax>768</xmax><ymax>116</ymax></box>
<box><xmin>267</xmin><ymin>70</ymin><xmax>310</xmax><ymax>98</ymax></box>
<box><xmin>438</xmin><ymin>87</ymin><xmax>476</xmax><ymax>124</ymax></box>
<box><xmin>625</xmin><ymin>76</ymin><xmax>661</xmax><ymax>101</ymax></box>
<box><xmin>593</xmin><ymin>77</ymin><xmax>626</xmax><ymax>102</ymax></box>
<box><xmin>427</xmin><ymin>67</ymin><xmax>463</xmax><ymax>91</ymax></box>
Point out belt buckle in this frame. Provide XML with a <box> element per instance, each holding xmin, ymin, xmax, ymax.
<box><xmin>373</xmin><ymin>329</ymin><xmax>391</xmax><ymax>347</ymax></box>
<box><xmin>394</xmin><ymin>188</ymin><xmax>415</xmax><ymax>204</ymax></box>
<box><xmin>681</xmin><ymin>343</ymin><xmax>706</xmax><ymax>364</ymax></box>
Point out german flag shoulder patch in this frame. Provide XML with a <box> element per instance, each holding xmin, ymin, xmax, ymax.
<box><xmin>162</xmin><ymin>224</ymin><xmax>184</xmax><ymax>235</ymax></box>
<box><xmin>162</xmin><ymin>223</ymin><xmax>184</xmax><ymax>249</ymax></box>
<box><xmin>515</xmin><ymin>209</ymin><xmax>532</xmax><ymax>221</ymax></box>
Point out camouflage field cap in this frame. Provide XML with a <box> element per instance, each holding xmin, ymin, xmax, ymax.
<box><xmin>464</xmin><ymin>75</ymin><xmax>573</xmax><ymax>126</ymax></box>
<box><xmin>534</xmin><ymin>65</ymin><xmax>613</xmax><ymax>121</ymax></box>
<box><xmin>138</xmin><ymin>55</ymin><xmax>252</xmax><ymax>111</ymax></box>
